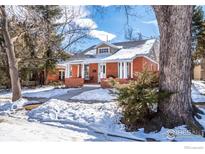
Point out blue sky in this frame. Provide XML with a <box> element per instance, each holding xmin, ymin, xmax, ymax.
<box><xmin>72</xmin><ymin>5</ymin><xmax>205</xmax><ymax>51</ymax></box>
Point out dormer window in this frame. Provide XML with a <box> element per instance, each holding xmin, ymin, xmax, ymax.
<box><xmin>98</xmin><ymin>47</ymin><xmax>109</xmax><ymax>54</ymax></box>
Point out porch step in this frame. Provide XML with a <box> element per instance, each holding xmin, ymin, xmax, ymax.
<box><xmin>83</xmin><ymin>84</ymin><xmax>101</xmax><ymax>88</ymax></box>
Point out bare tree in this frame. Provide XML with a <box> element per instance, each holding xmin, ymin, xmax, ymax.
<box><xmin>0</xmin><ymin>5</ymin><xmax>21</xmax><ymax>101</ymax></box>
<box><xmin>153</xmin><ymin>6</ymin><xmax>204</xmax><ymax>134</ymax></box>
<box><xmin>124</xmin><ymin>26</ymin><xmax>143</xmax><ymax>41</ymax></box>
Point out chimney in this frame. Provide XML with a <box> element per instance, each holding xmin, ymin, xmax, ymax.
<box><xmin>106</xmin><ymin>35</ymin><xmax>108</xmax><ymax>42</ymax></box>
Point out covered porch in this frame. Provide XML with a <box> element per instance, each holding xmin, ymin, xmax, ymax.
<box><xmin>64</xmin><ymin>60</ymin><xmax>133</xmax><ymax>88</ymax></box>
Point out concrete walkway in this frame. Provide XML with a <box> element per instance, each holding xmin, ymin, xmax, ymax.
<box><xmin>52</xmin><ymin>86</ymin><xmax>100</xmax><ymax>101</ymax></box>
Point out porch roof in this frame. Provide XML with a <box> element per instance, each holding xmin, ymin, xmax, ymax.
<box><xmin>66</xmin><ymin>56</ymin><xmax>133</xmax><ymax>64</ymax></box>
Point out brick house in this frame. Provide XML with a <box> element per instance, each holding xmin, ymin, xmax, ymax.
<box><xmin>48</xmin><ymin>39</ymin><xmax>159</xmax><ymax>87</ymax></box>
<box><xmin>193</xmin><ymin>58</ymin><xmax>205</xmax><ymax>80</ymax></box>
<box><xmin>47</xmin><ymin>64</ymin><xmax>66</xmax><ymax>83</ymax></box>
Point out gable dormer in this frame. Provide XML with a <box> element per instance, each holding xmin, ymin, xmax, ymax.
<box><xmin>95</xmin><ymin>42</ymin><xmax>121</xmax><ymax>55</ymax></box>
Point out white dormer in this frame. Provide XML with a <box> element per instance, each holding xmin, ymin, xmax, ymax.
<box><xmin>98</xmin><ymin>47</ymin><xmax>110</xmax><ymax>54</ymax></box>
<box><xmin>95</xmin><ymin>41</ymin><xmax>121</xmax><ymax>55</ymax></box>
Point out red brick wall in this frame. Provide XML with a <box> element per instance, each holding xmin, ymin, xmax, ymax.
<box><xmin>88</xmin><ymin>63</ymin><xmax>98</xmax><ymax>83</ymax></box>
<box><xmin>65</xmin><ymin>77</ymin><xmax>84</xmax><ymax>88</ymax></box>
<box><xmin>47</xmin><ymin>68</ymin><xmax>65</xmax><ymax>82</ymax></box>
<box><xmin>133</xmin><ymin>57</ymin><xmax>144</xmax><ymax>73</ymax></box>
<box><xmin>106</xmin><ymin>62</ymin><xmax>118</xmax><ymax>78</ymax></box>
<box><xmin>142</xmin><ymin>57</ymin><xmax>158</xmax><ymax>72</ymax></box>
<box><xmin>71</xmin><ymin>65</ymin><xmax>78</xmax><ymax>77</ymax></box>
<box><xmin>133</xmin><ymin>57</ymin><xmax>158</xmax><ymax>78</ymax></box>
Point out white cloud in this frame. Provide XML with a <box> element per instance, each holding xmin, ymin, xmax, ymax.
<box><xmin>59</xmin><ymin>5</ymin><xmax>116</xmax><ymax>42</ymax></box>
<box><xmin>74</xmin><ymin>18</ymin><xmax>97</xmax><ymax>29</ymax></box>
<box><xmin>143</xmin><ymin>20</ymin><xmax>158</xmax><ymax>27</ymax></box>
<box><xmin>89</xmin><ymin>30</ymin><xmax>116</xmax><ymax>41</ymax></box>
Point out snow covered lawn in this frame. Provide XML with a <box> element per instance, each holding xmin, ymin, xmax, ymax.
<box><xmin>71</xmin><ymin>88</ymin><xmax>116</xmax><ymax>101</ymax></box>
<box><xmin>1</xmin><ymin>82</ymin><xmax>205</xmax><ymax>141</ymax></box>
<box><xmin>192</xmin><ymin>81</ymin><xmax>205</xmax><ymax>103</ymax></box>
<box><xmin>0</xmin><ymin>86</ymin><xmax>77</xmax><ymax>99</ymax></box>
<box><xmin>26</xmin><ymin>98</ymin><xmax>205</xmax><ymax>141</ymax></box>
<box><xmin>0</xmin><ymin>98</ymin><xmax>28</xmax><ymax>115</ymax></box>
<box><xmin>0</xmin><ymin>116</ymin><xmax>93</xmax><ymax>141</ymax></box>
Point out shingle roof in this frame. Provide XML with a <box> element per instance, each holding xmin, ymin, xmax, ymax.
<box><xmin>60</xmin><ymin>39</ymin><xmax>159</xmax><ymax>64</ymax></box>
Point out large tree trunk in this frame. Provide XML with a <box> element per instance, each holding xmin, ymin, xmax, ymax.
<box><xmin>153</xmin><ymin>6</ymin><xmax>203</xmax><ymax>133</ymax></box>
<box><xmin>0</xmin><ymin>6</ymin><xmax>22</xmax><ymax>101</ymax></box>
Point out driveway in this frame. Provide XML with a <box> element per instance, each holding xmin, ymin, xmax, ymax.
<box><xmin>53</xmin><ymin>86</ymin><xmax>100</xmax><ymax>101</ymax></box>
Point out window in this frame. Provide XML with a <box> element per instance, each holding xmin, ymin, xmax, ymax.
<box><xmin>84</xmin><ymin>64</ymin><xmax>89</xmax><ymax>80</ymax></box>
<box><xmin>118</xmin><ymin>62</ymin><xmax>130</xmax><ymax>79</ymax></box>
<box><xmin>98</xmin><ymin>47</ymin><xmax>109</xmax><ymax>54</ymax></box>
<box><xmin>59</xmin><ymin>71</ymin><xmax>65</xmax><ymax>81</ymax></box>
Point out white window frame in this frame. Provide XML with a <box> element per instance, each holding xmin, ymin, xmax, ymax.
<box><xmin>59</xmin><ymin>70</ymin><xmax>65</xmax><ymax>80</ymax></box>
<box><xmin>98</xmin><ymin>47</ymin><xmax>110</xmax><ymax>54</ymax></box>
<box><xmin>118</xmin><ymin>62</ymin><xmax>130</xmax><ymax>79</ymax></box>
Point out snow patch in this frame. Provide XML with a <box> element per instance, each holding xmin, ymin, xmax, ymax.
<box><xmin>0</xmin><ymin>87</ymin><xmax>77</xmax><ymax>99</ymax></box>
<box><xmin>27</xmin><ymin>98</ymin><xmax>205</xmax><ymax>141</ymax></box>
<box><xmin>71</xmin><ymin>88</ymin><xmax>116</xmax><ymax>101</ymax></box>
<box><xmin>0</xmin><ymin>98</ymin><xmax>28</xmax><ymax>115</ymax></box>
<box><xmin>192</xmin><ymin>80</ymin><xmax>205</xmax><ymax>103</ymax></box>
<box><xmin>0</xmin><ymin>116</ymin><xmax>93</xmax><ymax>141</ymax></box>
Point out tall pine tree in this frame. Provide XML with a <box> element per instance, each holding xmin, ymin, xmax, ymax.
<box><xmin>27</xmin><ymin>5</ymin><xmax>63</xmax><ymax>84</ymax></box>
<box><xmin>192</xmin><ymin>6</ymin><xmax>205</xmax><ymax>61</ymax></box>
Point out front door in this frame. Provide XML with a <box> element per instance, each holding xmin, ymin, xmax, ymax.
<box><xmin>84</xmin><ymin>64</ymin><xmax>89</xmax><ymax>80</ymax></box>
<box><xmin>98</xmin><ymin>63</ymin><xmax>106</xmax><ymax>82</ymax></box>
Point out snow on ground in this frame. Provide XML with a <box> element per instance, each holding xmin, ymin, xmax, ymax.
<box><xmin>192</xmin><ymin>80</ymin><xmax>205</xmax><ymax>103</ymax></box>
<box><xmin>1</xmin><ymin>82</ymin><xmax>205</xmax><ymax>141</ymax></box>
<box><xmin>26</xmin><ymin>98</ymin><xmax>205</xmax><ymax>141</ymax></box>
<box><xmin>71</xmin><ymin>88</ymin><xmax>116</xmax><ymax>101</ymax></box>
<box><xmin>0</xmin><ymin>115</ymin><xmax>93</xmax><ymax>141</ymax></box>
<box><xmin>28</xmin><ymin>99</ymin><xmax>144</xmax><ymax>141</ymax></box>
<box><xmin>0</xmin><ymin>86</ymin><xmax>77</xmax><ymax>99</ymax></box>
<box><xmin>0</xmin><ymin>86</ymin><xmax>54</xmax><ymax>98</ymax></box>
<box><xmin>0</xmin><ymin>98</ymin><xmax>28</xmax><ymax>115</ymax></box>
<box><xmin>23</xmin><ymin>88</ymin><xmax>76</xmax><ymax>98</ymax></box>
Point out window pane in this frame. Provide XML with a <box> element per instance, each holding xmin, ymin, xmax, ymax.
<box><xmin>103</xmin><ymin>65</ymin><xmax>105</xmax><ymax>73</ymax></box>
<box><xmin>99</xmin><ymin>48</ymin><xmax>108</xmax><ymax>54</ymax></box>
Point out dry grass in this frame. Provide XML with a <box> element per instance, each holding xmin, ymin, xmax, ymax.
<box><xmin>0</xmin><ymin>119</ymin><xmax>5</xmax><ymax>123</ymax></box>
<box><xmin>24</xmin><ymin>104</ymin><xmax>41</xmax><ymax>111</ymax></box>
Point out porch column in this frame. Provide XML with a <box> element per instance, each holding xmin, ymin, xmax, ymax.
<box><xmin>123</xmin><ymin>62</ymin><xmax>127</xmax><ymax>79</ymax></box>
<box><xmin>65</xmin><ymin>64</ymin><xmax>70</xmax><ymax>78</ymax></box>
<box><xmin>131</xmin><ymin>61</ymin><xmax>133</xmax><ymax>78</ymax></box>
<box><xmin>77</xmin><ymin>64</ymin><xmax>80</xmax><ymax>77</ymax></box>
<box><xmin>81</xmin><ymin>64</ymin><xmax>84</xmax><ymax>78</ymax></box>
<box><xmin>119</xmin><ymin>62</ymin><xmax>122</xmax><ymax>79</ymax></box>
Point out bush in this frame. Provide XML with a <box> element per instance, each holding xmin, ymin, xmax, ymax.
<box><xmin>48</xmin><ymin>81</ymin><xmax>64</xmax><ymax>86</ymax></box>
<box><xmin>114</xmin><ymin>70</ymin><xmax>159</xmax><ymax>131</ymax></box>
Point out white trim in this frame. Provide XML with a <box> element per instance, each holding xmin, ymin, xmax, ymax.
<box><xmin>81</xmin><ymin>64</ymin><xmax>85</xmax><ymax>78</ymax></box>
<box><xmin>98</xmin><ymin>63</ymin><xmax>106</xmax><ymax>82</ymax></box>
<box><xmin>119</xmin><ymin>62</ymin><xmax>123</xmax><ymax>79</ymax></box>
<box><xmin>124</xmin><ymin>62</ymin><xmax>127</xmax><ymax>79</ymax></box>
<box><xmin>61</xmin><ymin>55</ymin><xmax>158</xmax><ymax>71</ymax></box>
<box><xmin>131</xmin><ymin>61</ymin><xmax>133</xmax><ymax>78</ymax></box>
<box><xmin>134</xmin><ymin>55</ymin><xmax>158</xmax><ymax>65</ymax></box>
<box><xmin>77</xmin><ymin>65</ymin><xmax>79</xmax><ymax>77</ymax></box>
<box><xmin>65</xmin><ymin>64</ymin><xmax>70</xmax><ymax>78</ymax></box>
<box><xmin>95</xmin><ymin>41</ymin><xmax>121</xmax><ymax>49</ymax></box>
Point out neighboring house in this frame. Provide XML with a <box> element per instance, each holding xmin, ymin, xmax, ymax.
<box><xmin>47</xmin><ymin>64</ymin><xmax>66</xmax><ymax>83</ymax></box>
<box><xmin>47</xmin><ymin>39</ymin><xmax>159</xmax><ymax>87</ymax></box>
<box><xmin>193</xmin><ymin>59</ymin><xmax>205</xmax><ymax>80</ymax></box>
